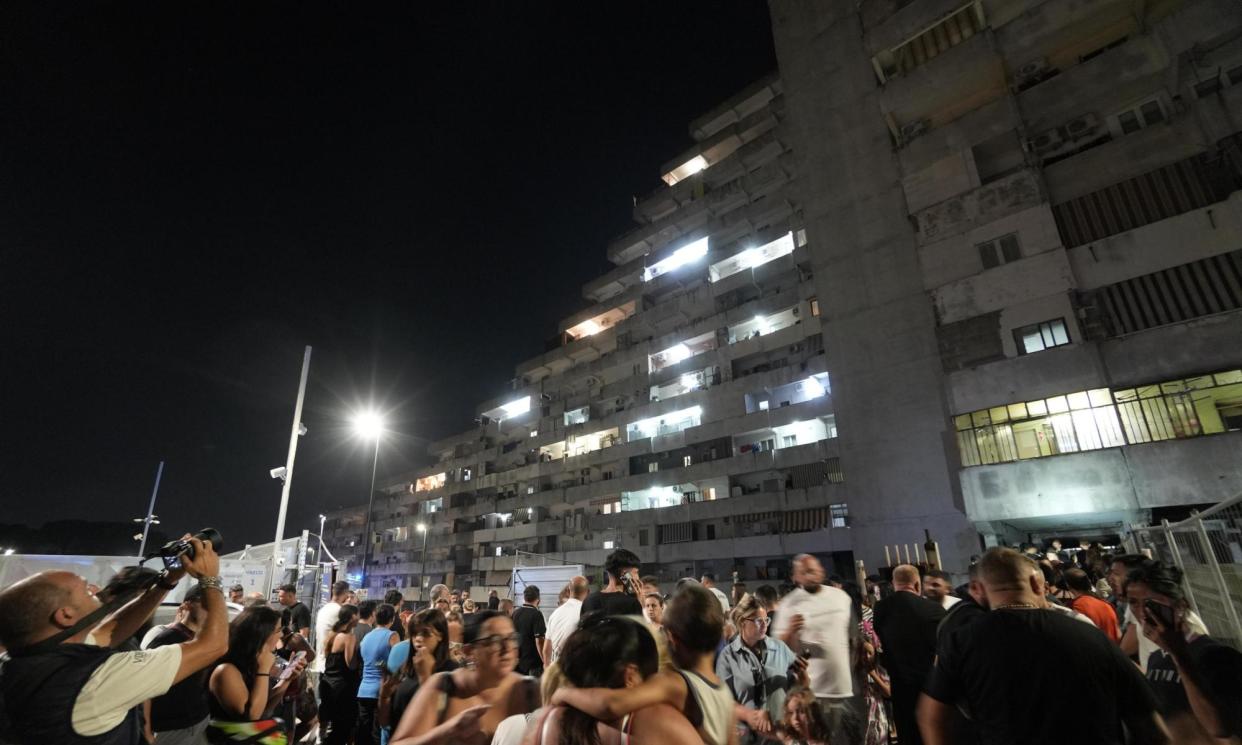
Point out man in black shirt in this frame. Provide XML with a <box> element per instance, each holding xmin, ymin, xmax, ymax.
<box><xmin>580</xmin><ymin>548</ymin><xmax>643</xmax><ymax>619</ymax></box>
<box><xmin>873</xmin><ymin>564</ymin><xmax>945</xmax><ymax>745</ymax></box>
<box><xmin>511</xmin><ymin>585</ymin><xmax>547</xmax><ymax>677</ymax></box>
<box><xmin>277</xmin><ymin>583</ymin><xmax>311</xmax><ymax>638</ymax></box>
<box><xmin>936</xmin><ymin>562</ymin><xmax>987</xmax><ymax>643</ymax></box>
<box><xmin>918</xmin><ymin>547</ymin><xmax>1170</xmax><ymax>745</ymax></box>
<box><xmin>146</xmin><ymin>586</ymin><xmax>211</xmax><ymax>743</ymax></box>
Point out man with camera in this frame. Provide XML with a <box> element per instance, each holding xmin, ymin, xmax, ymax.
<box><xmin>0</xmin><ymin>534</ymin><xmax>228</xmax><ymax>745</ymax></box>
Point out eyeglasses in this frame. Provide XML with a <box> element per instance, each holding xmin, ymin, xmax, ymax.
<box><xmin>473</xmin><ymin>633</ymin><xmax>519</xmax><ymax>651</ymax></box>
<box><xmin>744</xmin><ymin>617</ymin><xmax>771</xmax><ymax>628</ymax></box>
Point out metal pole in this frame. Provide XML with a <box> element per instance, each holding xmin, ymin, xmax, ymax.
<box><xmin>359</xmin><ymin>436</ymin><xmax>381</xmax><ymax>591</ymax></box>
<box><xmin>137</xmin><ymin>461</ymin><xmax>165</xmax><ymax>558</ymax></box>
<box><xmin>1161</xmin><ymin>519</ymin><xmax>1198</xmax><ymax>615</ymax></box>
<box><xmin>417</xmin><ymin>527</ymin><xmax>430</xmax><ymax>601</ymax></box>
<box><xmin>267</xmin><ymin>346</ymin><xmax>312</xmax><ymax>598</ymax></box>
<box><xmin>317</xmin><ymin>514</ymin><xmax>326</xmax><ymax>565</ymax></box>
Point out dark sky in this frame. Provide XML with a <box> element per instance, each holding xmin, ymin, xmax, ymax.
<box><xmin>0</xmin><ymin>2</ymin><xmax>777</xmax><ymax>550</ymax></box>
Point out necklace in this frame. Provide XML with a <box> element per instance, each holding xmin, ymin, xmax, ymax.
<box><xmin>993</xmin><ymin>602</ymin><xmax>1040</xmax><ymax>610</ymax></box>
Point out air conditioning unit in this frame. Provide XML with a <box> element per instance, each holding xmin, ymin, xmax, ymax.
<box><xmin>672</xmin><ymin>485</ymin><xmax>683</xmax><ymax>492</ymax></box>
<box><xmin>1027</xmin><ymin>129</ymin><xmax>1064</xmax><ymax>154</ymax></box>
<box><xmin>900</xmin><ymin>119</ymin><xmax>929</xmax><ymax>142</ymax></box>
<box><xmin>1014</xmin><ymin>57</ymin><xmax>1048</xmax><ymax>82</ymax></box>
<box><xmin>1063</xmin><ymin>113</ymin><xmax>1100</xmax><ymax>140</ymax></box>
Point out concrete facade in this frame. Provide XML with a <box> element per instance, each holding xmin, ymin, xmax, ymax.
<box><xmin>771</xmin><ymin>0</ymin><xmax>1242</xmax><ymax>552</ymax></box>
<box><xmin>325</xmin><ymin>0</ymin><xmax>1242</xmax><ymax>596</ymax></box>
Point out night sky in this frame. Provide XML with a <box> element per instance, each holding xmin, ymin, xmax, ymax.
<box><xmin>1</xmin><ymin>3</ymin><xmax>777</xmax><ymax>550</ymax></box>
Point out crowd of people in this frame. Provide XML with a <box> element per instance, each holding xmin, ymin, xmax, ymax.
<box><xmin>0</xmin><ymin>538</ymin><xmax>1239</xmax><ymax>745</ymax></box>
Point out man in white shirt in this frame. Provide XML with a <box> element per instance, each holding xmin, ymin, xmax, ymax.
<box><xmin>544</xmin><ymin>575</ymin><xmax>589</xmax><ymax>664</ymax></box>
<box><xmin>923</xmin><ymin>570</ymin><xmax>961</xmax><ymax>610</ymax></box>
<box><xmin>772</xmin><ymin>553</ymin><xmax>857</xmax><ymax>742</ymax></box>
<box><xmin>311</xmin><ymin>580</ymin><xmax>352</xmax><ymax>675</ymax></box>
<box><xmin>0</xmin><ymin>534</ymin><xmax>228</xmax><ymax>744</ymax></box>
<box><xmin>700</xmin><ymin>573</ymin><xmax>731</xmax><ymax>614</ymax></box>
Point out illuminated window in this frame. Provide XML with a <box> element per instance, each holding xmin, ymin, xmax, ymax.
<box><xmin>642</xmin><ymin>237</ymin><xmax>709</xmax><ymax>282</ymax></box>
<box><xmin>495</xmin><ymin>546</ymin><xmax>503</xmax><ymax>557</ymax></box>
<box><xmin>603</xmin><ymin>540</ymin><xmax>615</xmax><ymax>549</ymax></box>
<box><xmin>529</xmin><ymin>430</ymin><xmax>538</xmax><ymax>438</ymax></box>
<box><xmin>708</xmin><ymin>232</ymin><xmax>796</xmax><ymax>283</ymax></box>
<box><xmin>683</xmin><ymin>455</ymin><xmax>692</xmax><ymax>467</ymax></box>
<box><xmin>415</xmin><ymin>473</ymin><xmax>446</xmax><ymax>492</ymax></box>
<box><xmin>662</xmin><ymin>154</ymin><xmax>708</xmax><ymax>186</ymax></box>
<box><xmin>830</xmin><ymin>503</ymin><xmax>849</xmax><ymax>528</ymax></box>
<box><xmin>564</xmin><ymin>407</ymin><xmax>589</xmax><ymax>426</ymax></box>
<box><xmin>649</xmin><ymin>332</ymin><xmax>717</xmax><ymax>373</ymax></box>
<box><xmin>810</xmin><ymin>298</ymin><xmax>820</xmax><ymax>317</ymax></box>
<box><xmin>481</xmin><ymin>396</ymin><xmax>531</xmax><ymax>422</ymax></box>
<box><xmin>626</xmin><ymin>406</ymin><xmax>703</xmax><ymax>441</ymax></box>
<box><xmin>648</xmin><ymin>462</ymin><xmax>659</xmax><ymax>473</ymax></box>
<box><xmin>1015</xmin><ymin>319</ymin><xmax>1070</xmax><ymax>354</ymax></box>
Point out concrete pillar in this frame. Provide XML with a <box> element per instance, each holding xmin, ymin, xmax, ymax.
<box><xmin>769</xmin><ymin>0</ymin><xmax>977</xmax><ymax>570</ymax></box>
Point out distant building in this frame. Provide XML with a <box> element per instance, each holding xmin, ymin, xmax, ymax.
<box><xmin>326</xmin><ymin>0</ymin><xmax>1242</xmax><ymax>592</ymax></box>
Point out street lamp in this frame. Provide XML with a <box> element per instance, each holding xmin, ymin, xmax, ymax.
<box><xmin>353</xmin><ymin>410</ymin><xmax>384</xmax><ymax>591</ymax></box>
<box><xmin>416</xmin><ymin>523</ymin><xmax>429</xmax><ymax>602</ymax></box>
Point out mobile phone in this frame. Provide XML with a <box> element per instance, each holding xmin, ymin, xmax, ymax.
<box><xmin>1144</xmin><ymin>599</ymin><xmax>1175</xmax><ymax>628</ymax></box>
<box><xmin>278</xmin><ymin>651</ymin><xmax>307</xmax><ymax>682</ymax></box>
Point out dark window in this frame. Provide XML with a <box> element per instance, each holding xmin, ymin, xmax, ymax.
<box><xmin>977</xmin><ymin>233</ymin><xmax>1021</xmax><ymax>269</ymax></box>
<box><xmin>1140</xmin><ymin>100</ymin><xmax>1165</xmax><ymax>125</ymax></box>
<box><xmin>639</xmin><ymin>529</ymin><xmax>649</xmax><ymax>546</ymax></box>
<box><xmin>705</xmin><ymin>524</ymin><xmax>716</xmax><ymax>540</ymax></box>
<box><xmin>1119</xmin><ymin>110</ymin><xmax>1142</xmax><ymax>134</ymax></box>
<box><xmin>1194</xmin><ymin>77</ymin><xmax>1223</xmax><ymax>97</ymax></box>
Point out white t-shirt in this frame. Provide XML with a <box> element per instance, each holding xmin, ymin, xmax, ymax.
<box><xmin>940</xmin><ymin>595</ymin><xmax>962</xmax><ymax>610</ymax></box>
<box><xmin>707</xmin><ymin>587</ymin><xmax>730</xmax><ymax>615</ymax></box>
<box><xmin>771</xmin><ymin>586</ymin><xmax>853</xmax><ymax>698</ymax></box>
<box><xmin>545</xmin><ymin>597</ymin><xmax>582</xmax><ymax>663</ymax></box>
<box><xmin>72</xmin><ymin>644</ymin><xmax>182</xmax><ymax>736</ymax></box>
<box><xmin>313</xmin><ymin>601</ymin><xmax>341</xmax><ymax>673</ymax></box>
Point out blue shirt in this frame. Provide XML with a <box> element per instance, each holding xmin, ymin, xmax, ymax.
<box><xmin>715</xmin><ymin>634</ymin><xmax>797</xmax><ymax>742</ymax></box>
<box><xmin>358</xmin><ymin>627</ymin><xmax>395</xmax><ymax>699</ymax></box>
<box><xmin>387</xmin><ymin>640</ymin><xmax>412</xmax><ymax>675</ymax></box>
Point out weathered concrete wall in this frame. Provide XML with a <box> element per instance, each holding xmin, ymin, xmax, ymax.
<box><xmin>947</xmin><ymin>340</ymin><xmax>1107</xmax><ymax>413</ymax></box>
<box><xmin>932</xmin><ymin>246</ymin><xmax>1075</xmax><ymax>324</ymax></box>
<box><xmin>1068</xmin><ymin>192</ymin><xmax>1242</xmax><ymax>290</ymax></box>
<box><xmin>771</xmin><ymin>0</ymin><xmax>978</xmax><ymax>571</ymax></box>
<box><xmin>1099</xmin><ymin>311</ymin><xmax>1242</xmax><ymax>385</ymax></box>
<box><xmin>918</xmin><ymin>203</ymin><xmax>1063</xmax><ymax>289</ymax></box>
<box><xmin>915</xmin><ymin>168</ymin><xmax>1044</xmax><ymax>245</ymax></box>
<box><xmin>961</xmin><ymin>431</ymin><xmax>1242</xmax><ymax>522</ymax></box>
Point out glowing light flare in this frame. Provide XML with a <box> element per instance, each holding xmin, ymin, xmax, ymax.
<box><xmin>352</xmin><ymin>411</ymin><xmax>385</xmax><ymax>440</ymax></box>
<box><xmin>643</xmin><ymin>237</ymin><xmax>709</xmax><ymax>281</ymax></box>
<box><xmin>662</xmin><ymin>154</ymin><xmax>709</xmax><ymax>185</ymax></box>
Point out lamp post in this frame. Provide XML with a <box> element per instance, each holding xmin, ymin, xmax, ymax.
<box><xmin>416</xmin><ymin>523</ymin><xmax>429</xmax><ymax>601</ymax></box>
<box><xmin>316</xmin><ymin>513</ymin><xmax>327</xmax><ymax>564</ymax></box>
<box><xmin>135</xmin><ymin>461</ymin><xmax>165</xmax><ymax>558</ymax></box>
<box><xmin>353</xmin><ymin>411</ymin><xmax>384</xmax><ymax>592</ymax></box>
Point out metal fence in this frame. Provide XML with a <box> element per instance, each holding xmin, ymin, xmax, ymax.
<box><xmin>1128</xmin><ymin>492</ymin><xmax>1242</xmax><ymax>650</ymax></box>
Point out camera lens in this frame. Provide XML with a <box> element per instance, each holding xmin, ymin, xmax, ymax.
<box><xmin>193</xmin><ymin>528</ymin><xmax>224</xmax><ymax>555</ymax></box>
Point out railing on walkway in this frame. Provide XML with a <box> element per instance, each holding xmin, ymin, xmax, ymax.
<box><xmin>1128</xmin><ymin>492</ymin><xmax>1242</xmax><ymax>650</ymax></box>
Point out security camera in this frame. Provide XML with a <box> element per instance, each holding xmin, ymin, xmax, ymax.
<box><xmin>298</xmin><ymin>423</ymin><xmax>308</xmax><ymax>436</ymax></box>
<box><xmin>270</xmin><ymin>467</ymin><xmax>287</xmax><ymax>481</ymax></box>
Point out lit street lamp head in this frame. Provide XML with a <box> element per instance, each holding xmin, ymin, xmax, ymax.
<box><xmin>352</xmin><ymin>411</ymin><xmax>384</xmax><ymax>440</ymax></box>
<box><xmin>417</xmin><ymin>523</ymin><xmax>427</xmax><ymax>532</ymax></box>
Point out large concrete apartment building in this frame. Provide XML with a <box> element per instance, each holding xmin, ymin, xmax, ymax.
<box><xmin>325</xmin><ymin>0</ymin><xmax>1242</xmax><ymax>595</ymax></box>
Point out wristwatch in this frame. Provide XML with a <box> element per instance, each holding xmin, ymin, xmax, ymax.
<box><xmin>156</xmin><ymin>572</ymin><xmax>180</xmax><ymax>591</ymax></box>
<box><xmin>198</xmin><ymin>576</ymin><xmax>224</xmax><ymax>592</ymax></box>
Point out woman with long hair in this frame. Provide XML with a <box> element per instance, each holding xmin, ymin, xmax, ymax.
<box><xmin>390</xmin><ymin>609</ymin><xmax>539</xmax><ymax>745</ymax></box>
<box><xmin>381</xmin><ymin>609</ymin><xmax>459</xmax><ymax>730</ymax></box>
<box><xmin>529</xmin><ymin>614</ymin><xmax>699</xmax><ymax>744</ymax></box>
<box><xmin>319</xmin><ymin>604</ymin><xmax>360</xmax><ymax>745</ymax></box>
<box><xmin>779</xmin><ymin>687</ymin><xmax>831</xmax><ymax>745</ymax></box>
<box><xmin>208</xmin><ymin>606</ymin><xmax>306</xmax><ymax>722</ymax></box>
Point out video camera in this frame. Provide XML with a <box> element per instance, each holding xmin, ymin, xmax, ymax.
<box><xmin>152</xmin><ymin>527</ymin><xmax>223</xmax><ymax>570</ymax></box>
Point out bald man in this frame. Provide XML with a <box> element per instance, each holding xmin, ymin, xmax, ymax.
<box><xmin>0</xmin><ymin>535</ymin><xmax>228</xmax><ymax>744</ymax></box>
<box><xmin>872</xmin><ymin>564</ymin><xmax>946</xmax><ymax>745</ymax></box>
<box><xmin>544</xmin><ymin>574</ymin><xmax>589</xmax><ymax>664</ymax></box>
<box><xmin>918</xmin><ymin>547</ymin><xmax>1170</xmax><ymax>745</ymax></box>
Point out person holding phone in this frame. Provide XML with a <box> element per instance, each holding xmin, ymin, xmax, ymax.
<box><xmin>207</xmin><ymin>606</ymin><xmax>307</xmax><ymax>725</ymax></box>
<box><xmin>580</xmin><ymin>549</ymin><xmax>642</xmax><ymax>620</ymax></box>
<box><xmin>1124</xmin><ymin>561</ymin><xmax>1242</xmax><ymax>742</ymax></box>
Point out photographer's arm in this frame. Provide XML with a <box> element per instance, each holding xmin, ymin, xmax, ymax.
<box><xmin>97</xmin><ymin>581</ymin><xmax>176</xmax><ymax>649</ymax></box>
<box><xmin>173</xmin><ymin>538</ymin><xmax>228</xmax><ymax>683</ymax></box>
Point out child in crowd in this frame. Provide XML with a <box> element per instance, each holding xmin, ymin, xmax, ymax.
<box><xmin>552</xmin><ymin>583</ymin><xmax>737</xmax><ymax>745</ymax></box>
